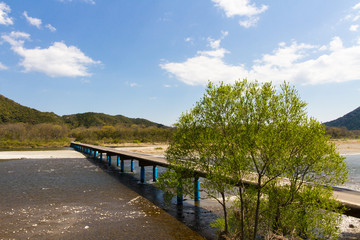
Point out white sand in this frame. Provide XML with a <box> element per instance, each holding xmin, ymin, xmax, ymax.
<box><xmin>0</xmin><ymin>150</ymin><xmax>86</xmax><ymax>160</ymax></box>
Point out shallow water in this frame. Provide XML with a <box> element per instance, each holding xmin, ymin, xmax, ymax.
<box><xmin>0</xmin><ymin>157</ymin><xmax>216</xmax><ymax>239</ymax></box>
<box><xmin>344</xmin><ymin>155</ymin><xmax>360</xmax><ymax>191</ymax></box>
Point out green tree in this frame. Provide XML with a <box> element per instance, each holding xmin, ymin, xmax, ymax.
<box><xmin>160</xmin><ymin>79</ymin><xmax>348</xmax><ymax>239</ymax></box>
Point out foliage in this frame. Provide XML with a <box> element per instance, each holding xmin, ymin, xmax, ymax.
<box><xmin>0</xmin><ymin>123</ymin><xmax>70</xmax><ymax>148</ymax></box>
<box><xmin>325</xmin><ymin>106</ymin><xmax>360</xmax><ymax>130</ymax></box>
<box><xmin>0</xmin><ymin>94</ymin><xmax>62</xmax><ymax>124</ymax></box>
<box><xmin>0</xmin><ymin>94</ymin><xmax>173</xmax><ymax>147</ymax></box>
<box><xmin>159</xmin><ymin>79</ymin><xmax>348</xmax><ymax>239</ymax></box>
<box><xmin>62</xmin><ymin>112</ymin><xmax>166</xmax><ymax>128</ymax></box>
<box><xmin>325</xmin><ymin>126</ymin><xmax>360</xmax><ymax>139</ymax></box>
<box><xmin>70</xmin><ymin>125</ymin><xmax>174</xmax><ymax>144</ymax></box>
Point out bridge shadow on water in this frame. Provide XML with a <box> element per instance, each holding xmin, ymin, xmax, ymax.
<box><xmin>84</xmin><ymin>155</ymin><xmax>219</xmax><ymax>240</ymax></box>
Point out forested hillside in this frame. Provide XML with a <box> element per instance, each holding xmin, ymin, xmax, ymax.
<box><xmin>62</xmin><ymin>112</ymin><xmax>165</xmax><ymax>128</ymax></box>
<box><xmin>0</xmin><ymin>95</ymin><xmax>62</xmax><ymax>124</ymax></box>
<box><xmin>0</xmin><ymin>94</ymin><xmax>172</xmax><ymax>148</ymax></box>
<box><xmin>324</xmin><ymin>106</ymin><xmax>360</xmax><ymax>138</ymax></box>
<box><xmin>325</xmin><ymin>106</ymin><xmax>360</xmax><ymax>130</ymax></box>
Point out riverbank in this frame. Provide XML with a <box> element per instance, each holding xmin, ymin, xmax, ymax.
<box><xmin>333</xmin><ymin>139</ymin><xmax>360</xmax><ymax>155</ymax></box>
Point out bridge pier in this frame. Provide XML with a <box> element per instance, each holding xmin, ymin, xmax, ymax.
<box><xmin>131</xmin><ymin>160</ymin><xmax>135</xmax><ymax>172</ymax></box>
<box><xmin>194</xmin><ymin>176</ymin><xmax>200</xmax><ymax>202</ymax></box>
<box><xmin>93</xmin><ymin>150</ymin><xmax>97</xmax><ymax>159</ymax></box>
<box><xmin>117</xmin><ymin>156</ymin><xmax>120</xmax><ymax>167</ymax></box>
<box><xmin>100</xmin><ymin>153</ymin><xmax>103</xmax><ymax>163</ymax></box>
<box><xmin>140</xmin><ymin>166</ymin><xmax>145</xmax><ymax>183</ymax></box>
<box><xmin>121</xmin><ymin>159</ymin><xmax>125</xmax><ymax>172</ymax></box>
<box><xmin>153</xmin><ymin>166</ymin><xmax>157</xmax><ymax>182</ymax></box>
<box><xmin>177</xmin><ymin>183</ymin><xmax>183</xmax><ymax>205</ymax></box>
<box><xmin>107</xmin><ymin>155</ymin><xmax>112</xmax><ymax>166</ymax></box>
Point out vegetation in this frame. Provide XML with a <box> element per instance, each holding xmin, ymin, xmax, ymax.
<box><xmin>63</xmin><ymin>112</ymin><xmax>165</xmax><ymax>128</ymax></box>
<box><xmin>325</xmin><ymin>126</ymin><xmax>360</xmax><ymax>139</ymax></box>
<box><xmin>0</xmin><ymin>123</ymin><xmax>69</xmax><ymax>148</ymax></box>
<box><xmin>325</xmin><ymin>106</ymin><xmax>360</xmax><ymax>130</ymax></box>
<box><xmin>0</xmin><ymin>94</ymin><xmax>62</xmax><ymax>124</ymax></box>
<box><xmin>157</xmin><ymin>80</ymin><xmax>348</xmax><ymax>240</ymax></box>
<box><xmin>0</xmin><ymin>94</ymin><xmax>173</xmax><ymax>148</ymax></box>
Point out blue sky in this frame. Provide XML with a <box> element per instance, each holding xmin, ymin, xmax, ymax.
<box><xmin>1</xmin><ymin>0</ymin><xmax>360</xmax><ymax>126</ymax></box>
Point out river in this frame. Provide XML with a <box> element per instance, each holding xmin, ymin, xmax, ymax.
<box><xmin>0</xmin><ymin>157</ymin><xmax>217</xmax><ymax>240</ymax></box>
<box><xmin>1</xmin><ymin>153</ymin><xmax>359</xmax><ymax>239</ymax></box>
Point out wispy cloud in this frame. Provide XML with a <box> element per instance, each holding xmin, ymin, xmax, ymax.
<box><xmin>125</xmin><ymin>82</ymin><xmax>141</xmax><ymax>87</ymax></box>
<box><xmin>212</xmin><ymin>0</ymin><xmax>268</xmax><ymax>28</ymax></box>
<box><xmin>46</xmin><ymin>24</ymin><xmax>56</xmax><ymax>32</ymax></box>
<box><xmin>350</xmin><ymin>24</ymin><xmax>359</xmax><ymax>31</ymax></box>
<box><xmin>0</xmin><ymin>62</ymin><xmax>8</xmax><ymax>70</ymax></box>
<box><xmin>0</xmin><ymin>2</ymin><xmax>13</xmax><ymax>25</ymax></box>
<box><xmin>2</xmin><ymin>31</ymin><xmax>100</xmax><ymax>77</ymax></box>
<box><xmin>161</xmin><ymin>34</ymin><xmax>360</xmax><ymax>86</ymax></box>
<box><xmin>58</xmin><ymin>0</ymin><xmax>95</xmax><ymax>4</ymax></box>
<box><xmin>23</xmin><ymin>11</ymin><xmax>56</xmax><ymax>32</ymax></box>
<box><xmin>23</xmin><ymin>11</ymin><xmax>42</xmax><ymax>29</ymax></box>
<box><xmin>344</xmin><ymin>2</ymin><xmax>360</xmax><ymax>29</ymax></box>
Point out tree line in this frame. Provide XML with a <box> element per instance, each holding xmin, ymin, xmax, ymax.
<box><xmin>0</xmin><ymin>123</ymin><xmax>174</xmax><ymax>148</ymax></box>
<box><xmin>325</xmin><ymin>126</ymin><xmax>360</xmax><ymax>139</ymax></box>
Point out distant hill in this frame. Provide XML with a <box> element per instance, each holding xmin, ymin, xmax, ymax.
<box><xmin>325</xmin><ymin>106</ymin><xmax>360</xmax><ymax>130</ymax></box>
<box><xmin>62</xmin><ymin>112</ymin><xmax>166</xmax><ymax>128</ymax></box>
<box><xmin>0</xmin><ymin>94</ymin><xmax>62</xmax><ymax>124</ymax></box>
<box><xmin>0</xmin><ymin>94</ymin><xmax>166</xmax><ymax>128</ymax></box>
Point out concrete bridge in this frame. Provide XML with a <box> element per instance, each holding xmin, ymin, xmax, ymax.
<box><xmin>70</xmin><ymin>142</ymin><xmax>360</xmax><ymax>218</ymax></box>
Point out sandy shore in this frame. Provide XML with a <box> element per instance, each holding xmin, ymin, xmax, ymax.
<box><xmin>0</xmin><ymin>149</ymin><xmax>86</xmax><ymax>160</ymax></box>
<box><xmin>0</xmin><ymin>139</ymin><xmax>359</xmax><ymax>160</ymax></box>
<box><xmin>333</xmin><ymin>139</ymin><xmax>360</xmax><ymax>155</ymax></box>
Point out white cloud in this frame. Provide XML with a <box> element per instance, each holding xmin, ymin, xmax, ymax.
<box><xmin>350</xmin><ymin>24</ymin><xmax>359</xmax><ymax>31</ymax></box>
<box><xmin>344</xmin><ymin>2</ymin><xmax>360</xmax><ymax>23</ymax></box>
<box><xmin>2</xmin><ymin>31</ymin><xmax>100</xmax><ymax>77</ymax></box>
<box><xmin>239</xmin><ymin>16</ymin><xmax>259</xmax><ymax>28</ymax></box>
<box><xmin>0</xmin><ymin>62</ymin><xmax>7</xmax><ymax>70</ymax></box>
<box><xmin>58</xmin><ymin>0</ymin><xmax>95</xmax><ymax>4</ymax></box>
<box><xmin>23</xmin><ymin>11</ymin><xmax>42</xmax><ymax>29</ymax></box>
<box><xmin>0</xmin><ymin>2</ymin><xmax>13</xmax><ymax>25</ymax></box>
<box><xmin>129</xmin><ymin>82</ymin><xmax>140</xmax><ymax>87</ymax></box>
<box><xmin>353</xmin><ymin>3</ymin><xmax>360</xmax><ymax>10</ymax></box>
<box><xmin>46</xmin><ymin>24</ymin><xmax>56</xmax><ymax>32</ymax></box>
<box><xmin>161</xmin><ymin>35</ymin><xmax>360</xmax><ymax>86</ymax></box>
<box><xmin>212</xmin><ymin>0</ymin><xmax>268</xmax><ymax>27</ymax></box>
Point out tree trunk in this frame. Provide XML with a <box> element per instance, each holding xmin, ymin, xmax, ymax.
<box><xmin>253</xmin><ymin>178</ymin><xmax>262</xmax><ymax>240</ymax></box>
<box><xmin>239</xmin><ymin>186</ymin><xmax>244</xmax><ymax>239</ymax></box>
<box><xmin>221</xmin><ymin>191</ymin><xmax>228</xmax><ymax>234</ymax></box>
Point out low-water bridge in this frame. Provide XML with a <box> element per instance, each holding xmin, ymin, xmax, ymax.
<box><xmin>70</xmin><ymin>142</ymin><xmax>360</xmax><ymax>218</ymax></box>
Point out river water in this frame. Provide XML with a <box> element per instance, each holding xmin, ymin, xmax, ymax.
<box><xmin>0</xmin><ymin>156</ymin><xmax>217</xmax><ymax>240</ymax></box>
<box><xmin>1</xmin><ymin>153</ymin><xmax>359</xmax><ymax>240</ymax></box>
<box><xmin>343</xmin><ymin>155</ymin><xmax>360</xmax><ymax>191</ymax></box>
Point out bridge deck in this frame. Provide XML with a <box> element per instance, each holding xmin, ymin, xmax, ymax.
<box><xmin>71</xmin><ymin>142</ymin><xmax>360</xmax><ymax>217</ymax></box>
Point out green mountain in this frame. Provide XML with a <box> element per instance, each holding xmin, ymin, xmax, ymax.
<box><xmin>0</xmin><ymin>94</ymin><xmax>166</xmax><ymax>128</ymax></box>
<box><xmin>62</xmin><ymin>112</ymin><xmax>166</xmax><ymax>128</ymax></box>
<box><xmin>0</xmin><ymin>94</ymin><xmax>62</xmax><ymax>124</ymax></box>
<box><xmin>325</xmin><ymin>106</ymin><xmax>360</xmax><ymax>130</ymax></box>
